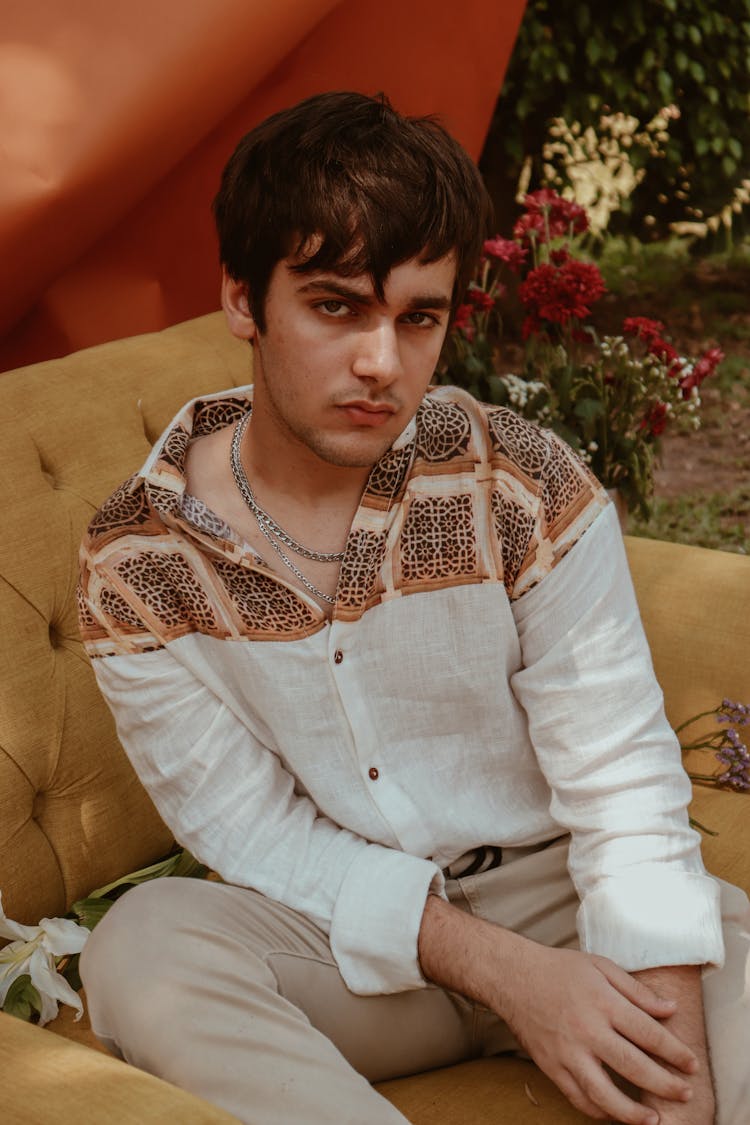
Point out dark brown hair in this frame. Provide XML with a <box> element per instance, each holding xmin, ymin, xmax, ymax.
<box><xmin>213</xmin><ymin>91</ymin><xmax>492</xmax><ymax>330</ymax></box>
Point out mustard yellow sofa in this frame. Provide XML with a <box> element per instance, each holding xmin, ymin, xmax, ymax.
<box><xmin>1</xmin><ymin>313</ymin><xmax>748</xmax><ymax>1124</ymax></box>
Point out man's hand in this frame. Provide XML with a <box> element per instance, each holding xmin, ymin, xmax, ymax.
<box><xmin>633</xmin><ymin>965</ymin><xmax>715</xmax><ymax>1125</ymax></box>
<box><xmin>418</xmin><ymin>895</ymin><xmax>700</xmax><ymax>1125</ymax></box>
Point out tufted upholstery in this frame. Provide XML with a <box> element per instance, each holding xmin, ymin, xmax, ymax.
<box><xmin>1</xmin><ymin>312</ymin><xmax>748</xmax><ymax>1124</ymax></box>
<box><xmin>0</xmin><ymin>312</ymin><xmax>250</xmax><ymax>925</ymax></box>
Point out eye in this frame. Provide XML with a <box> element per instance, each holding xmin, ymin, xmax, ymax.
<box><xmin>402</xmin><ymin>311</ymin><xmax>441</xmax><ymax>328</ymax></box>
<box><xmin>316</xmin><ymin>300</ymin><xmax>353</xmax><ymax>318</ymax></box>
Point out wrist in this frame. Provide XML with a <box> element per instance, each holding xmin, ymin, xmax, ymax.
<box><xmin>417</xmin><ymin>893</ymin><xmax>527</xmax><ymax>1011</ymax></box>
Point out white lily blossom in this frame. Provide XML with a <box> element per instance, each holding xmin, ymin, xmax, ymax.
<box><xmin>0</xmin><ymin>891</ymin><xmax>89</xmax><ymax>1025</ymax></box>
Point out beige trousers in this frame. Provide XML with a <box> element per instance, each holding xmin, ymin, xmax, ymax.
<box><xmin>80</xmin><ymin>840</ymin><xmax>750</xmax><ymax>1125</ymax></box>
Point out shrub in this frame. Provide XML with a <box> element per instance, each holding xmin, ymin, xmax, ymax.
<box><xmin>481</xmin><ymin>0</ymin><xmax>750</xmax><ymax>240</ymax></box>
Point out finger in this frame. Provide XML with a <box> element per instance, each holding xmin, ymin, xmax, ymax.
<box><xmin>604</xmin><ymin>1034</ymin><xmax>694</xmax><ymax>1103</ymax></box>
<box><xmin>598</xmin><ymin>959</ymin><xmax>678</xmax><ymax>1017</ymax></box>
<box><xmin>613</xmin><ymin>1004</ymin><xmax>698</xmax><ymax>1075</ymax></box>
<box><xmin>555</xmin><ymin>1062</ymin><xmax>659</xmax><ymax>1125</ymax></box>
<box><xmin>552</xmin><ymin>1067</ymin><xmax>610</xmax><ymax>1120</ymax></box>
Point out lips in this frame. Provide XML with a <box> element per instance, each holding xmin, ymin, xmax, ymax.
<box><xmin>337</xmin><ymin>401</ymin><xmax>397</xmax><ymax>427</ymax></box>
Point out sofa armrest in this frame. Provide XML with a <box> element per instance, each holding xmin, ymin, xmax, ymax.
<box><xmin>0</xmin><ymin>1013</ymin><xmax>239</xmax><ymax>1124</ymax></box>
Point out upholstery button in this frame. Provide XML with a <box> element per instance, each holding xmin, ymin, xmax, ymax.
<box><xmin>333</xmin><ymin>650</ymin><xmax>344</xmax><ymax>664</ymax></box>
<box><xmin>368</xmin><ymin>767</ymin><xmax>379</xmax><ymax>781</ymax></box>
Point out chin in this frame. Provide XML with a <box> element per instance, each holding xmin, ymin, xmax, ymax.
<box><xmin>310</xmin><ymin>433</ymin><xmax>395</xmax><ymax>469</ymax></box>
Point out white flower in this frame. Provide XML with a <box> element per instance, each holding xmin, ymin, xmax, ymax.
<box><xmin>0</xmin><ymin>891</ymin><xmax>89</xmax><ymax>1025</ymax></box>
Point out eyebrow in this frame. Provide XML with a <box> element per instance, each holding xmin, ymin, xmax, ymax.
<box><xmin>295</xmin><ymin>278</ymin><xmax>452</xmax><ymax>312</ymax></box>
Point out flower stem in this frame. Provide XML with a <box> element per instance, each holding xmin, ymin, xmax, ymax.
<box><xmin>674</xmin><ymin>709</ymin><xmax>719</xmax><ymax>735</ymax></box>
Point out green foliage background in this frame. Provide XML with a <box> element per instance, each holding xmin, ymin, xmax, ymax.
<box><xmin>481</xmin><ymin>0</ymin><xmax>750</xmax><ymax>238</ymax></box>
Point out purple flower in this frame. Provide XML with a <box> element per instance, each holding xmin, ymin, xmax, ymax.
<box><xmin>715</xmin><ymin>727</ymin><xmax>750</xmax><ymax>790</ymax></box>
<box><xmin>718</xmin><ymin>699</ymin><xmax>750</xmax><ymax>727</ymax></box>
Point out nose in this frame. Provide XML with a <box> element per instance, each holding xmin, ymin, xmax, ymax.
<box><xmin>351</xmin><ymin>322</ymin><xmax>403</xmax><ymax>384</ymax></box>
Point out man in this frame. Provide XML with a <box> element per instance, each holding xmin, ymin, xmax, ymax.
<box><xmin>78</xmin><ymin>92</ymin><xmax>748</xmax><ymax>1125</ymax></box>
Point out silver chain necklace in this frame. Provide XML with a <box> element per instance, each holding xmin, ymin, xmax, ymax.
<box><xmin>229</xmin><ymin>413</ymin><xmax>342</xmax><ymax>605</ymax></box>
<box><xmin>231</xmin><ymin>414</ymin><xmax>345</xmax><ymax>562</ymax></box>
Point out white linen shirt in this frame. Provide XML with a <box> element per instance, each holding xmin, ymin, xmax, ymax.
<box><xmin>78</xmin><ymin>384</ymin><xmax>724</xmax><ymax>994</ymax></box>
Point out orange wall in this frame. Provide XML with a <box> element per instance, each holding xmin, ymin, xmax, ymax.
<box><xmin>1</xmin><ymin>0</ymin><xmax>526</xmax><ymax>371</ymax></box>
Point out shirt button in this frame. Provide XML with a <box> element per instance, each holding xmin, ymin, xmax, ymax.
<box><xmin>368</xmin><ymin>767</ymin><xmax>379</xmax><ymax>781</ymax></box>
<box><xmin>333</xmin><ymin>650</ymin><xmax>344</xmax><ymax>664</ymax></box>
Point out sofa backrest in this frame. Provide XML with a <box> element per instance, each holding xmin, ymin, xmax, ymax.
<box><xmin>0</xmin><ymin>313</ymin><xmax>249</xmax><ymax>924</ymax></box>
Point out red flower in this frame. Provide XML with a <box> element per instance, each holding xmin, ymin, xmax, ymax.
<box><xmin>513</xmin><ymin>211</ymin><xmax>547</xmax><ymax>243</ymax></box>
<box><xmin>649</xmin><ymin>338</ymin><xmax>682</xmax><ymax>368</ymax></box>
<box><xmin>640</xmin><ymin>402</ymin><xmax>669</xmax><ymax>437</ymax></box>
<box><xmin>624</xmin><ymin>317</ymin><xmax>686</xmax><ymax>375</ymax></box>
<box><xmin>452</xmin><ymin>303</ymin><xmax>473</xmax><ymax>332</ymax></box>
<box><xmin>468</xmin><ymin>287</ymin><xmax>497</xmax><ymax>312</ymax></box>
<box><xmin>623</xmin><ymin>317</ymin><xmax>665</xmax><ymax>345</ymax></box>
<box><xmin>519</xmin><ymin>259</ymin><xmax>606</xmax><ymax>327</ymax></box>
<box><xmin>693</xmin><ymin>346</ymin><xmax>724</xmax><ymax>382</ymax></box>
<box><xmin>525</xmin><ymin>187</ymin><xmax>560</xmax><ymax>210</ymax></box>
<box><xmin>515</xmin><ymin>190</ymin><xmax>589</xmax><ymax>243</ymax></box>
<box><xmin>679</xmin><ymin>346</ymin><xmax>724</xmax><ymax>398</ymax></box>
<box><xmin>482</xmin><ymin>237</ymin><xmax>527</xmax><ymax>273</ymax></box>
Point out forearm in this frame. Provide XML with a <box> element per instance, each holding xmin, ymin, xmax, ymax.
<box><xmin>633</xmin><ymin>965</ymin><xmax>715</xmax><ymax>1124</ymax></box>
<box><xmin>417</xmin><ymin>893</ymin><xmax>523</xmax><ymax>1010</ymax></box>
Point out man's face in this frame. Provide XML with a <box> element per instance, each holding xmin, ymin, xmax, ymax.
<box><xmin>223</xmin><ymin>252</ymin><xmax>456</xmax><ymax>470</ymax></box>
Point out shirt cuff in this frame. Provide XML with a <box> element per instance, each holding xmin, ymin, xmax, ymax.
<box><xmin>329</xmin><ymin>845</ymin><xmax>445</xmax><ymax>995</ymax></box>
<box><xmin>578</xmin><ymin>866</ymin><xmax>725</xmax><ymax>971</ymax></box>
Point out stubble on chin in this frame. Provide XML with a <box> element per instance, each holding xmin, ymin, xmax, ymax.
<box><xmin>296</xmin><ymin>428</ymin><xmax>394</xmax><ymax>470</ymax></box>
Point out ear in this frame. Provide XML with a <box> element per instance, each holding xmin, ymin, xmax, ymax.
<box><xmin>221</xmin><ymin>269</ymin><xmax>257</xmax><ymax>342</ymax></box>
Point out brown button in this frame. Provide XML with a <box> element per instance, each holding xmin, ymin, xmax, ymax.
<box><xmin>368</xmin><ymin>767</ymin><xmax>379</xmax><ymax>781</ymax></box>
<box><xmin>333</xmin><ymin>650</ymin><xmax>344</xmax><ymax>664</ymax></box>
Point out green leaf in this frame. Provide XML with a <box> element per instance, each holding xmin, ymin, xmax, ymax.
<box><xmin>722</xmin><ymin>154</ymin><xmax>737</xmax><ymax>178</ymax></box>
<box><xmin>3</xmin><ymin>975</ymin><xmax>41</xmax><ymax>1022</ymax></box>
<box><xmin>61</xmin><ymin>952</ymin><xmax>83</xmax><ymax>993</ymax></box>
<box><xmin>170</xmin><ymin>849</ymin><xmax>210</xmax><ymax>880</ymax></box>
<box><xmin>640</xmin><ymin>48</ymin><xmax>654</xmax><ymax>71</ymax></box>
<box><xmin>69</xmin><ymin>896</ymin><xmax>115</xmax><ymax>930</ymax></box>
<box><xmin>657</xmin><ymin>69</ymin><xmax>673</xmax><ymax>101</ymax></box>
<box><xmin>550</xmin><ymin>419</ymin><xmax>584</xmax><ymax>452</ymax></box>
<box><xmin>87</xmin><ymin>850</ymin><xmax>188</xmax><ymax>899</ymax></box>
<box><xmin>586</xmin><ymin>39</ymin><xmax>602</xmax><ymax>65</ymax></box>
<box><xmin>486</xmin><ymin>375</ymin><xmax>510</xmax><ymax>406</ymax></box>
<box><xmin>575</xmin><ymin>5</ymin><xmax>591</xmax><ymax>34</ymax></box>
<box><xmin>573</xmin><ymin>398</ymin><xmax>605</xmax><ymax>422</ymax></box>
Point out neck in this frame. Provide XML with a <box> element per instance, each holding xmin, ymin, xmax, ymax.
<box><xmin>245</xmin><ymin>396</ymin><xmax>375</xmax><ymax>509</ymax></box>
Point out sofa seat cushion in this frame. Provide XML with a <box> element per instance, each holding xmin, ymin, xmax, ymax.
<box><xmin>0</xmin><ymin>1012</ymin><xmax>238</xmax><ymax>1123</ymax></box>
<box><xmin>378</xmin><ymin>1057</ymin><xmax>588</xmax><ymax>1123</ymax></box>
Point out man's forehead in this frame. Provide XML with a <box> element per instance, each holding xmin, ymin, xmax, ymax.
<box><xmin>283</xmin><ymin>253</ymin><xmax>457</xmax><ymax>301</ymax></box>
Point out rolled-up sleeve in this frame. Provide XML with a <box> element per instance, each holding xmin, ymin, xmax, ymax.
<box><xmin>511</xmin><ymin>503</ymin><xmax>724</xmax><ymax>970</ymax></box>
